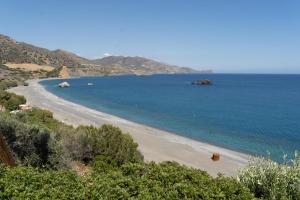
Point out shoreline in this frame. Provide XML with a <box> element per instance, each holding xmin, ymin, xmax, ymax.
<box><xmin>9</xmin><ymin>79</ymin><xmax>250</xmax><ymax>176</ymax></box>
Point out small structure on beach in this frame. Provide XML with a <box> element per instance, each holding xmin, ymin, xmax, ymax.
<box><xmin>211</xmin><ymin>153</ymin><xmax>220</xmax><ymax>161</ymax></box>
<box><xmin>58</xmin><ymin>81</ymin><xmax>70</xmax><ymax>88</ymax></box>
<box><xmin>19</xmin><ymin>104</ymin><xmax>31</xmax><ymax>111</ymax></box>
<box><xmin>192</xmin><ymin>79</ymin><xmax>213</xmax><ymax>85</ymax></box>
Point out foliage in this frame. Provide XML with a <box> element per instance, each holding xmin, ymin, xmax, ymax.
<box><xmin>6</xmin><ymin>108</ymin><xmax>143</xmax><ymax>168</ymax></box>
<box><xmin>63</xmin><ymin>124</ymin><xmax>144</xmax><ymax>165</ymax></box>
<box><xmin>0</xmin><ymin>113</ymin><xmax>64</xmax><ymax>169</ymax></box>
<box><xmin>0</xmin><ymin>64</ymin><xmax>43</xmax><ymax>88</ymax></box>
<box><xmin>238</xmin><ymin>154</ymin><xmax>300</xmax><ymax>200</ymax></box>
<box><xmin>88</xmin><ymin>159</ymin><xmax>255</xmax><ymax>199</ymax></box>
<box><xmin>0</xmin><ymin>159</ymin><xmax>255</xmax><ymax>200</ymax></box>
<box><xmin>0</xmin><ymin>79</ymin><xmax>18</xmax><ymax>90</ymax></box>
<box><xmin>0</xmin><ymin>165</ymin><xmax>86</xmax><ymax>199</ymax></box>
<box><xmin>15</xmin><ymin>108</ymin><xmax>69</xmax><ymax>133</ymax></box>
<box><xmin>0</xmin><ymin>90</ymin><xmax>26</xmax><ymax>111</ymax></box>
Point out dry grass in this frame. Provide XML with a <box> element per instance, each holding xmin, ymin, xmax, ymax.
<box><xmin>5</xmin><ymin>63</ymin><xmax>54</xmax><ymax>72</ymax></box>
<box><xmin>70</xmin><ymin>161</ymin><xmax>91</xmax><ymax>176</ymax></box>
<box><xmin>59</xmin><ymin>66</ymin><xmax>70</xmax><ymax>78</ymax></box>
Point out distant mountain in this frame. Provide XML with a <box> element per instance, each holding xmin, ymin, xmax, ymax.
<box><xmin>0</xmin><ymin>34</ymin><xmax>211</xmax><ymax>77</ymax></box>
<box><xmin>92</xmin><ymin>56</ymin><xmax>202</xmax><ymax>75</ymax></box>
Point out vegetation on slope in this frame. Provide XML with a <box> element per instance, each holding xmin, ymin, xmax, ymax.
<box><xmin>0</xmin><ymin>160</ymin><xmax>255</xmax><ymax>199</ymax></box>
<box><xmin>0</xmin><ymin>112</ymin><xmax>64</xmax><ymax>169</ymax></box>
<box><xmin>239</xmin><ymin>155</ymin><xmax>300</xmax><ymax>200</ymax></box>
<box><xmin>0</xmin><ymin>62</ymin><xmax>49</xmax><ymax>89</ymax></box>
<box><xmin>0</xmin><ymin>90</ymin><xmax>26</xmax><ymax>111</ymax></box>
<box><xmin>88</xmin><ymin>158</ymin><xmax>254</xmax><ymax>199</ymax></box>
<box><xmin>46</xmin><ymin>66</ymin><xmax>63</xmax><ymax>77</ymax></box>
<box><xmin>0</xmin><ymin>64</ymin><xmax>29</xmax><ymax>88</ymax></box>
<box><xmin>0</xmin><ymin>166</ymin><xmax>86</xmax><ymax>199</ymax></box>
<box><xmin>0</xmin><ymin>108</ymin><xmax>143</xmax><ymax>169</ymax></box>
<box><xmin>0</xmin><ymin>107</ymin><xmax>256</xmax><ymax>199</ymax></box>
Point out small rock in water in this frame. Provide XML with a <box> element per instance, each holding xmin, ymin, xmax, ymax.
<box><xmin>58</xmin><ymin>81</ymin><xmax>70</xmax><ymax>88</ymax></box>
<box><xmin>192</xmin><ymin>79</ymin><xmax>213</xmax><ymax>85</ymax></box>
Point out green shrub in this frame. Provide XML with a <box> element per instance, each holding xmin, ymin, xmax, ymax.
<box><xmin>0</xmin><ymin>113</ymin><xmax>64</xmax><ymax>169</ymax></box>
<box><xmin>16</xmin><ymin>108</ymin><xmax>69</xmax><ymax>132</ymax></box>
<box><xmin>89</xmin><ymin>159</ymin><xmax>255</xmax><ymax>199</ymax></box>
<box><xmin>238</xmin><ymin>154</ymin><xmax>300</xmax><ymax>200</ymax></box>
<box><xmin>0</xmin><ymin>160</ymin><xmax>255</xmax><ymax>199</ymax></box>
<box><xmin>64</xmin><ymin>124</ymin><xmax>144</xmax><ymax>165</ymax></box>
<box><xmin>14</xmin><ymin>109</ymin><xmax>143</xmax><ymax>167</ymax></box>
<box><xmin>0</xmin><ymin>166</ymin><xmax>86</xmax><ymax>199</ymax></box>
<box><xmin>0</xmin><ymin>90</ymin><xmax>26</xmax><ymax>111</ymax></box>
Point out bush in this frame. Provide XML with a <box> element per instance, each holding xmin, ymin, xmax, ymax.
<box><xmin>0</xmin><ymin>90</ymin><xmax>26</xmax><ymax>111</ymax></box>
<box><xmin>13</xmin><ymin>109</ymin><xmax>143</xmax><ymax>167</ymax></box>
<box><xmin>0</xmin><ymin>80</ymin><xmax>18</xmax><ymax>90</ymax></box>
<box><xmin>238</xmin><ymin>154</ymin><xmax>300</xmax><ymax>200</ymax></box>
<box><xmin>0</xmin><ymin>166</ymin><xmax>86</xmax><ymax>199</ymax></box>
<box><xmin>0</xmin><ymin>160</ymin><xmax>255</xmax><ymax>199</ymax></box>
<box><xmin>64</xmin><ymin>124</ymin><xmax>144</xmax><ymax>165</ymax></box>
<box><xmin>16</xmin><ymin>108</ymin><xmax>68</xmax><ymax>132</ymax></box>
<box><xmin>0</xmin><ymin>113</ymin><xmax>64</xmax><ymax>169</ymax></box>
<box><xmin>88</xmin><ymin>159</ymin><xmax>255</xmax><ymax>199</ymax></box>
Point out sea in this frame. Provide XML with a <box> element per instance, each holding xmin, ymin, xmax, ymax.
<box><xmin>40</xmin><ymin>74</ymin><xmax>300</xmax><ymax>162</ymax></box>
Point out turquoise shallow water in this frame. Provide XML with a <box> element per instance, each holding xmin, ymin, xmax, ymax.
<box><xmin>41</xmin><ymin>74</ymin><xmax>300</xmax><ymax>162</ymax></box>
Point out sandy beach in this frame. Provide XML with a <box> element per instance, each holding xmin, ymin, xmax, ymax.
<box><xmin>9</xmin><ymin>79</ymin><xmax>250</xmax><ymax>176</ymax></box>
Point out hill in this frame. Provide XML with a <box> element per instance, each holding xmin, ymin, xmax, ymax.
<box><xmin>0</xmin><ymin>35</ymin><xmax>85</xmax><ymax>68</ymax></box>
<box><xmin>0</xmin><ymin>34</ymin><xmax>210</xmax><ymax>77</ymax></box>
<box><xmin>92</xmin><ymin>55</ymin><xmax>203</xmax><ymax>75</ymax></box>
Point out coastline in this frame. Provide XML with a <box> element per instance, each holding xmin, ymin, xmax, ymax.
<box><xmin>9</xmin><ymin>79</ymin><xmax>250</xmax><ymax>176</ymax></box>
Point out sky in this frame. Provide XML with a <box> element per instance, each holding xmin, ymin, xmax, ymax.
<box><xmin>1</xmin><ymin>0</ymin><xmax>300</xmax><ymax>73</ymax></box>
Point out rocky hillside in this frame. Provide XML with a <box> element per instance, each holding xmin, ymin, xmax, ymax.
<box><xmin>0</xmin><ymin>34</ymin><xmax>210</xmax><ymax>77</ymax></box>
<box><xmin>0</xmin><ymin>35</ymin><xmax>86</xmax><ymax>68</ymax></box>
<box><xmin>92</xmin><ymin>56</ymin><xmax>201</xmax><ymax>75</ymax></box>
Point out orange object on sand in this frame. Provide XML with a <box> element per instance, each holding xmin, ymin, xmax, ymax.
<box><xmin>211</xmin><ymin>153</ymin><xmax>220</xmax><ymax>161</ymax></box>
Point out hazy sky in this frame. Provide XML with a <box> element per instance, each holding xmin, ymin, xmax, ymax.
<box><xmin>1</xmin><ymin>0</ymin><xmax>300</xmax><ymax>73</ymax></box>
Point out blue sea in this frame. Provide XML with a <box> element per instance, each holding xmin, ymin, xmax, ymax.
<box><xmin>40</xmin><ymin>74</ymin><xmax>300</xmax><ymax>162</ymax></box>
